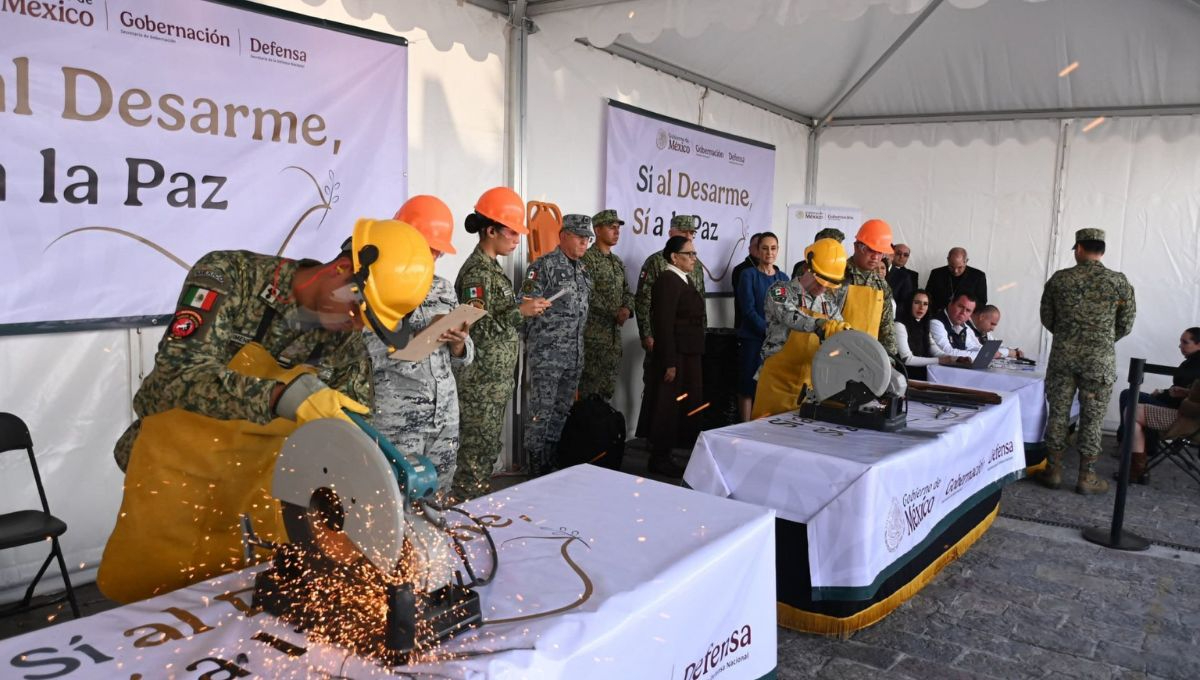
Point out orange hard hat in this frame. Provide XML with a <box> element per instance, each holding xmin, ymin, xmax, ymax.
<box><xmin>855</xmin><ymin>218</ymin><xmax>894</xmax><ymax>255</ymax></box>
<box><xmin>474</xmin><ymin>187</ymin><xmax>527</xmax><ymax>235</ymax></box>
<box><xmin>394</xmin><ymin>195</ymin><xmax>456</xmax><ymax>255</ymax></box>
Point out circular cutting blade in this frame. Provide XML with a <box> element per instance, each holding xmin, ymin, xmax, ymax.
<box><xmin>273</xmin><ymin>419</ymin><xmax>406</xmax><ymax>574</ymax></box>
<box><xmin>811</xmin><ymin>329</ymin><xmax>891</xmax><ymax>400</ymax></box>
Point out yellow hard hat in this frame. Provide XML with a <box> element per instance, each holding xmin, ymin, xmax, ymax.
<box><xmin>350</xmin><ymin>218</ymin><xmax>434</xmax><ymax>350</ymax></box>
<box><xmin>804</xmin><ymin>238</ymin><xmax>848</xmax><ymax>289</ymax></box>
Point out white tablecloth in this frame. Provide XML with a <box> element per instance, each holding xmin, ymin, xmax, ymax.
<box><xmin>685</xmin><ymin>399</ymin><xmax>1024</xmax><ymax>599</ymax></box>
<box><xmin>927</xmin><ymin>362</ymin><xmax>1079</xmax><ymax>444</ymax></box>
<box><xmin>0</xmin><ymin>466</ymin><xmax>777</xmax><ymax>680</ymax></box>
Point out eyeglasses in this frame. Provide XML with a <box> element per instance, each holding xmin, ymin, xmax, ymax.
<box><xmin>677</xmin><ymin>251</ymin><xmax>699</xmax><ymax>258</ymax></box>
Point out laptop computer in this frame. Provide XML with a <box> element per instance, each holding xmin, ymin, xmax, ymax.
<box><xmin>967</xmin><ymin>339</ymin><xmax>1003</xmax><ymax>369</ymax></box>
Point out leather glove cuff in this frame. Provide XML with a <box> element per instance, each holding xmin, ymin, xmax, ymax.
<box><xmin>276</xmin><ymin>373</ymin><xmax>326</xmax><ymax>421</ymax></box>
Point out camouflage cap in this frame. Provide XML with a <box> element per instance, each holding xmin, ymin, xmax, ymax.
<box><xmin>562</xmin><ymin>214</ymin><xmax>594</xmax><ymax>238</ymax></box>
<box><xmin>592</xmin><ymin>209</ymin><xmax>624</xmax><ymax>227</ymax></box>
<box><xmin>1074</xmin><ymin>228</ymin><xmax>1105</xmax><ymax>244</ymax></box>
<box><xmin>814</xmin><ymin>227</ymin><xmax>846</xmax><ymax>243</ymax></box>
<box><xmin>670</xmin><ymin>214</ymin><xmax>698</xmax><ymax>232</ymax></box>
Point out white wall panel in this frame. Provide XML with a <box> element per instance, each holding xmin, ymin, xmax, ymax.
<box><xmin>818</xmin><ymin>120</ymin><xmax>1060</xmax><ymax>366</ymax></box>
<box><xmin>1059</xmin><ymin>116</ymin><xmax>1200</xmax><ymax>427</ymax></box>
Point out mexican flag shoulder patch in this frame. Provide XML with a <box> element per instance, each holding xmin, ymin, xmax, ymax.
<box><xmin>465</xmin><ymin>284</ymin><xmax>485</xmax><ymax>301</ymax></box>
<box><xmin>769</xmin><ymin>283</ymin><xmax>788</xmax><ymax>303</ymax></box>
<box><xmin>184</xmin><ymin>285</ymin><xmax>218</xmax><ymax>311</ymax></box>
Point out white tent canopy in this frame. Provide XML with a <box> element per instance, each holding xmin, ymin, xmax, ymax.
<box><xmin>3</xmin><ymin>0</ymin><xmax>1198</xmax><ymax>599</ymax></box>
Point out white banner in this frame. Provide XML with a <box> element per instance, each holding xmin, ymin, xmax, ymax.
<box><xmin>605</xmin><ymin>101</ymin><xmax>775</xmax><ymax>294</ymax></box>
<box><xmin>0</xmin><ymin>0</ymin><xmax>408</xmax><ymax>329</ymax></box>
<box><xmin>686</xmin><ymin>398</ymin><xmax>1025</xmax><ymax>595</ymax></box>
<box><xmin>784</xmin><ymin>203</ymin><xmax>861</xmax><ymax>269</ymax></box>
<box><xmin>0</xmin><ymin>466</ymin><xmax>777</xmax><ymax>680</ymax></box>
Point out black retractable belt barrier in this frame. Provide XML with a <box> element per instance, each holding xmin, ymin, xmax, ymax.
<box><xmin>1082</xmin><ymin>357</ymin><xmax>1150</xmax><ymax>551</ymax></box>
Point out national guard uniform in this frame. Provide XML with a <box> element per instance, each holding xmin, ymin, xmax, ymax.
<box><xmin>844</xmin><ymin>260</ymin><xmax>898</xmax><ymax>355</ymax></box>
<box><xmin>367</xmin><ymin>275</ymin><xmax>474</xmax><ymax>496</ymax></box>
<box><xmin>580</xmin><ymin>209</ymin><xmax>634</xmax><ymax>401</ymax></box>
<box><xmin>1041</xmin><ymin>228</ymin><xmax>1136</xmax><ymax>492</ymax></box>
<box><xmin>760</xmin><ymin>279</ymin><xmax>849</xmax><ymax>362</ymax></box>
<box><xmin>635</xmin><ymin>215</ymin><xmax>707</xmax><ymax>368</ymax></box>
<box><xmin>522</xmin><ymin>215</ymin><xmax>593</xmax><ymax>471</ymax></box>
<box><xmin>452</xmin><ymin>245</ymin><xmax>525</xmax><ymax>500</ymax></box>
<box><xmin>113</xmin><ymin>250</ymin><xmax>373</xmax><ymax>471</ymax></box>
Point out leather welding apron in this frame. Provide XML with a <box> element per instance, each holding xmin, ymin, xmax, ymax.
<box><xmin>750</xmin><ymin>284</ymin><xmax>884</xmax><ymax>419</ymax></box>
<box><xmin>97</xmin><ymin>342</ymin><xmax>311</xmax><ymax>604</ymax></box>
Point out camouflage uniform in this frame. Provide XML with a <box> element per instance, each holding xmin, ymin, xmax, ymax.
<box><xmin>760</xmin><ymin>279</ymin><xmax>849</xmax><ymax>362</ymax></box>
<box><xmin>113</xmin><ymin>250</ymin><xmax>372</xmax><ymax>471</ymax></box>
<box><xmin>635</xmin><ymin>216</ymin><xmax>707</xmax><ymax>376</ymax></box>
<box><xmin>844</xmin><ymin>260</ymin><xmax>898</xmax><ymax>355</ymax></box>
<box><xmin>1042</xmin><ymin>235</ymin><xmax>1136</xmax><ymax>467</ymax></box>
<box><xmin>522</xmin><ymin>223</ymin><xmax>592</xmax><ymax>471</ymax></box>
<box><xmin>452</xmin><ymin>245</ymin><xmax>525</xmax><ymax>501</ymax></box>
<box><xmin>366</xmin><ymin>275</ymin><xmax>474</xmax><ymax>496</ymax></box>
<box><xmin>814</xmin><ymin>227</ymin><xmax>846</xmax><ymax>243</ymax></box>
<box><xmin>579</xmin><ymin>211</ymin><xmax>634</xmax><ymax>400</ymax></box>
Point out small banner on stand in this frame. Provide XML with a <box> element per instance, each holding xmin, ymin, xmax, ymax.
<box><xmin>604</xmin><ymin>101</ymin><xmax>776</xmax><ymax>294</ymax></box>
<box><xmin>785</xmin><ymin>203</ymin><xmax>862</xmax><ymax>268</ymax></box>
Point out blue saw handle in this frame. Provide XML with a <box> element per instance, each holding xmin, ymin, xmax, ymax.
<box><xmin>344</xmin><ymin>410</ymin><xmax>438</xmax><ymax>501</ymax></box>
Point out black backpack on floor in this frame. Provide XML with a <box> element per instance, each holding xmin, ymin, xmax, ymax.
<box><xmin>557</xmin><ymin>395</ymin><xmax>626</xmax><ymax>470</ymax></box>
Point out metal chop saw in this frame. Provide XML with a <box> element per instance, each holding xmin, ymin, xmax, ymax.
<box><xmin>799</xmin><ymin>329</ymin><xmax>908</xmax><ymax>431</ymax></box>
<box><xmin>242</xmin><ymin>413</ymin><xmax>494</xmax><ymax>666</ymax></box>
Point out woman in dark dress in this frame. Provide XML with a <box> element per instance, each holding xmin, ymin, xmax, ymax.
<box><xmin>636</xmin><ymin>236</ymin><xmax>706</xmax><ymax>477</ymax></box>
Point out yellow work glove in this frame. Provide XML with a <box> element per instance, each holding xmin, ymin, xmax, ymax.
<box><xmin>821</xmin><ymin>320</ymin><xmax>853</xmax><ymax>341</ymax></box>
<box><xmin>276</xmin><ymin>374</ymin><xmax>369</xmax><ymax>425</ymax></box>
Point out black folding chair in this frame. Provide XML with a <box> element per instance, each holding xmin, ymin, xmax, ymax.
<box><xmin>1146</xmin><ymin>427</ymin><xmax>1200</xmax><ymax>488</ymax></box>
<box><xmin>0</xmin><ymin>412</ymin><xmax>81</xmax><ymax>619</ymax></box>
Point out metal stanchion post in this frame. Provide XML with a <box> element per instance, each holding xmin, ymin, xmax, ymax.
<box><xmin>1082</xmin><ymin>357</ymin><xmax>1150</xmax><ymax>551</ymax></box>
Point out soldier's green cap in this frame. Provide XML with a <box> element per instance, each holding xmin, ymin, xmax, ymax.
<box><xmin>562</xmin><ymin>214</ymin><xmax>594</xmax><ymax>238</ymax></box>
<box><xmin>592</xmin><ymin>209</ymin><xmax>624</xmax><ymax>227</ymax></box>
<box><xmin>814</xmin><ymin>227</ymin><xmax>846</xmax><ymax>243</ymax></box>
<box><xmin>1074</xmin><ymin>228</ymin><xmax>1105</xmax><ymax>245</ymax></box>
<box><xmin>670</xmin><ymin>214</ymin><xmax>698</xmax><ymax>232</ymax></box>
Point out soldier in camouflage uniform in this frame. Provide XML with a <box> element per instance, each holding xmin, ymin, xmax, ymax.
<box><xmin>522</xmin><ymin>215</ymin><xmax>594</xmax><ymax>473</ymax></box>
<box><xmin>845</xmin><ymin>220</ymin><xmax>898</xmax><ymax>355</ymax></box>
<box><xmin>452</xmin><ymin>187</ymin><xmax>550</xmax><ymax>501</ymax></box>
<box><xmin>635</xmin><ymin>214</ymin><xmax>707</xmax><ymax>368</ymax></box>
<box><xmin>1039</xmin><ymin>228</ymin><xmax>1136</xmax><ymax>494</ymax></box>
<box><xmin>580</xmin><ymin>209</ymin><xmax>634</xmax><ymax>401</ymax></box>
<box><xmin>761</xmin><ymin>241</ymin><xmax>851</xmax><ymax>363</ymax></box>
<box><xmin>113</xmin><ymin>249</ymin><xmax>375</xmax><ymax>471</ymax></box>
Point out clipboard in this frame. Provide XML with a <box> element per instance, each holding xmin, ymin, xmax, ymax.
<box><xmin>388</xmin><ymin>304</ymin><xmax>487</xmax><ymax>363</ymax></box>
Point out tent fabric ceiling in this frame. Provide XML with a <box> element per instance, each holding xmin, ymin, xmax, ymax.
<box><xmin>312</xmin><ymin>0</ymin><xmax>1200</xmax><ymax>125</ymax></box>
<box><xmin>536</xmin><ymin>0</ymin><xmax>1200</xmax><ymax>121</ymax></box>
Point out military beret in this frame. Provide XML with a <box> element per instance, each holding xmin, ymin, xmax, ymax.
<box><xmin>1074</xmin><ymin>228</ymin><xmax>1105</xmax><ymax>244</ymax></box>
<box><xmin>562</xmin><ymin>214</ymin><xmax>594</xmax><ymax>238</ymax></box>
<box><xmin>814</xmin><ymin>227</ymin><xmax>846</xmax><ymax>243</ymax></box>
<box><xmin>670</xmin><ymin>214</ymin><xmax>698</xmax><ymax>232</ymax></box>
<box><xmin>592</xmin><ymin>209</ymin><xmax>624</xmax><ymax>227</ymax></box>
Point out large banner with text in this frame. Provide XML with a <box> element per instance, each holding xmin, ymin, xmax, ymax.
<box><xmin>604</xmin><ymin>101</ymin><xmax>775</xmax><ymax>294</ymax></box>
<box><xmin>0</xmin><ymin>0</ymin><xmax>407</xmax><ymax>330</ymax></box>
<box><xmin>784</xmin><ymin>203</ymin><xmax>861</xmax><ymax>268</ymax></box>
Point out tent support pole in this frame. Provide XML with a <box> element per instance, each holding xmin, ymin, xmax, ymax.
<box><xmin>1039</xmin><ymin>119</ymin><xmax>1075</xmax><ymax>361</ymax></box>
<box><xmin>805</xmin><ymin>126</ymin><xmax>821</xmax><ymax>204</ymax></box>
<box><xmin>506</xmin><ymin>0</ymin><xmax>531</xmax><ymax>472</ymax></box>
<box><xmin>815</xmin><ymin>0</ymin><xmax>945</xmax><ymax>130</ymax></box>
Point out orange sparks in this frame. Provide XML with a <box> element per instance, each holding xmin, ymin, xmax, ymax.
<box><xmin>1058</xmin><ymin>61</ymin><xmax>1079</xmax><ymax>77</ymax></box>
<box><xmin>675</xmin><ymin>392</ymin><xmax>688</xmax><ymax>402</ymax></box>
<box><xmin>686</xmin><ymin>402</ymin><xmax>711</xmax><ymax>417</ymax></box>
<box><xmin>1083</xmin><ymin>116</ymin><xmax>1106</xmax><ymax>132</ymax></box>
